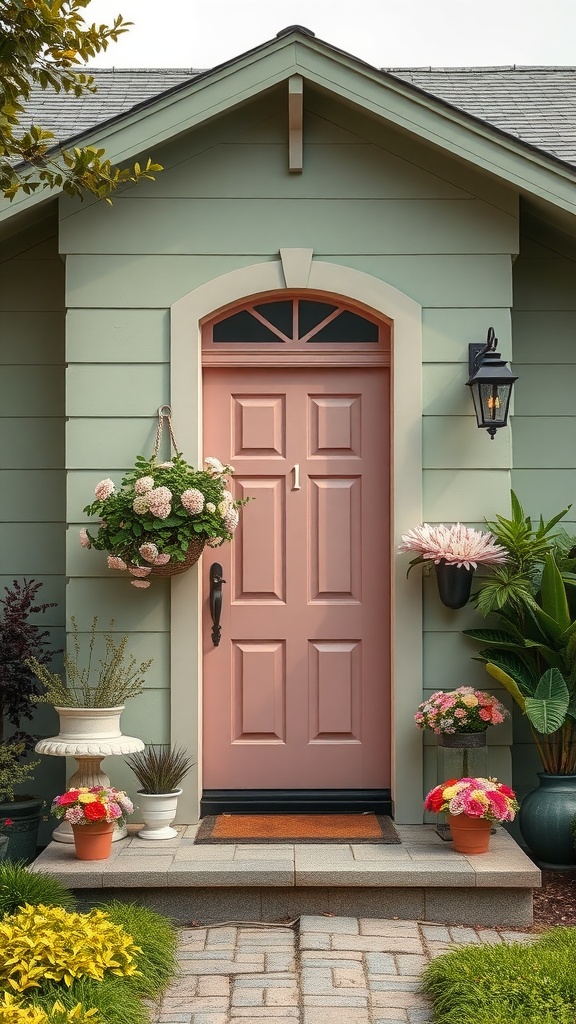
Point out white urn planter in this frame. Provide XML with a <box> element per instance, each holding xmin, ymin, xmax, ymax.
<box><xmin>136</xmin><ymin>789</ymin><xmax>182</xmax><ymax>840</ymax></box>
<box><xmin>35</xmin><ymin>705</ymin><xmax>144</xmax><ymax>843</ymax></box>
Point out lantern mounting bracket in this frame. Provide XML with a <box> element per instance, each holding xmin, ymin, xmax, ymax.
<box><xmin>468</xmin><ymin>326</ymin><xmax>497</xmax><ymax>377</ymax></box>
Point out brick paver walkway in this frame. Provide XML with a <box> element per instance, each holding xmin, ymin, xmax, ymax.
<box><xmin>153</xmin><ymin>915</ymin><xmax>533</xmax><ymax>1023</ymax></box>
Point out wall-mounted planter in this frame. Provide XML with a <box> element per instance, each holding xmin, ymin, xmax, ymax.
<box><xmin>435</xmin><ymin>560</ymin><xmax>475</xmax><ymax>609</ymax></box>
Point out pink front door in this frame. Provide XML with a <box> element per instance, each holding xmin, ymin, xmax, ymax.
<box><xmin>202</xmin><ymin>366</ymin><xmax>390</xmax><ymax>791</ymax></box>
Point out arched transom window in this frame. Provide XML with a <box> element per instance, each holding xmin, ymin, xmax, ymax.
<box><xmin>202</xmin><ymin>296</ymin><xmax>390</xmax><ymax>367</ymax></box>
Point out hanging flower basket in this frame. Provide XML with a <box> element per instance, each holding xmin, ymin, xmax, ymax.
<box><xmin>80</xmin><ymin>406</ymin><xmax>245</xmax><ymax>588</ymax></box>
<box><xmin>398</xmin><ymin>522</ymin><xmax>507</xmax><ymax>609</ymax></box>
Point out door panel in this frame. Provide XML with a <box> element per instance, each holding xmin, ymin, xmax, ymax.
<box><xmin>202</xmin><ymin>367</ymin><xmax>390</xmax><ymax>791</ymax></box>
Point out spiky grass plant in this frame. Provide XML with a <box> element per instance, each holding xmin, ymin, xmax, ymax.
<box><xmin>421</xmin><ymin>926</ymin><xmax>576</xmax><ymax>1024</ymax></box>
<box><xmin>0</xmin><ymin>861</ymin><xmax>76</xmax><ymax>918</ymax></box>
<box><xmin>28</xmin><ymin>978</ymin><xmax>149</xmax><ymax>1024</ymax></box>
<box><xmin>103</xmin><ymin>901</ymin><xmax>178</xmax><ymax>997</ymax></box>
<box><xmin>125</xmin><ymin>744</ymin><xmax>194</xmax><ymax>794</ymax></box>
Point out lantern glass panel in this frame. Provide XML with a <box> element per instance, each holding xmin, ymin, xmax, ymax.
<box><xmin>479</xmin><ymin>383</ymin><xmax>511</xmax><ymax>426</ymax></box>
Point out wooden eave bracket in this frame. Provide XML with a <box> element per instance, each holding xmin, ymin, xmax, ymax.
<box><xmin>288</xmin><ymin>74</ymin><xmax>303</xmax><ymax>173</ymax></box>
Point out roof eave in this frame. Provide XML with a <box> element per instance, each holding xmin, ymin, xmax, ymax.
<box><xmin>1</xmin><ymin>28</ymin><xmax>576</xmax><ymax>227</ymax></box>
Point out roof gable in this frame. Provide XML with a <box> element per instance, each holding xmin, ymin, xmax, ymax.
<box><xmin>2</xmin><ymin>27</ymin><xmax>576</xmax><ymax>228</ymax></box>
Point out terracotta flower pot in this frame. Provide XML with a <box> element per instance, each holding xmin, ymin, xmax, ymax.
<box><xmin>72</xmin><ymin>821</ymin><xmax>115</xmax><ymax>860</ymax></box>
<box><xmin>447</xmin><ymin>813</ymin><xmax>492</xmax><ymax>854</ymax></box>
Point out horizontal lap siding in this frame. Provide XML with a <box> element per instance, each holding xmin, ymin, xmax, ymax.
<box><xmin>61</xmin><ymin>89</ymin><xmax>518</xmax><ymax>801</ymax></box>
<box><xmin>0</xmin><ymin>220</ymin><xmax>66</xmax><ymax>838</ymax></box>
<box><xmin>511</xmin><ymin>225</ymin><xmax>576</xmax><ymax>811</ymax></box>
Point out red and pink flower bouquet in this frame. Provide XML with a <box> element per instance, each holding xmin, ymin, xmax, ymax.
<box><xmin>51</xmin><ymin>786</ymin><xmax>134</xmax><ymax>827</ymax></box>
<box><xmin>415</xmin><ymin>686</ymin><xmax>508</xmax><ymax>735</ymax></box>
<box><xmin>425</xmin><ymin>777</ymin><xmax>519</xmax><ymax>823</ymax></box>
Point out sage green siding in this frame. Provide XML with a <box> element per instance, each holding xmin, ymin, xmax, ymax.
<box><xmin>60</xmin><ymin>85</ymin><xmax>519</xmax><ymax>815</ymax></box>
<box><xmin>0</xmin><ymin>214</ymin><xmax>66</xmax><ymax>840</ymax></box>
<box><xmin>511</xmin><ymin>221</ymin><xmax>576</xmax><ymax>808</ymax></box>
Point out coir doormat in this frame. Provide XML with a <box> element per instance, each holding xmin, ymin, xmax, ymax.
<box><xmin>194</xmin><ymin>813</ymin><xmax>400</xmax><ymax>844</ymax></box>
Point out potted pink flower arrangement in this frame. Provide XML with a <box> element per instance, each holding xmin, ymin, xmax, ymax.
<box><xmin>398</xmin><ymin>522</ymin><xmax>507</xmax><ymax>608</ymax></box>
<box><xmin>424</xmin><ymin>776</ymin><xmax>518</xmax><ymax>853</ymax></box>
<box><xmin>415</xmin><ymin>687</ymin><xmax>508</xmax><ymax>738</ymax></box>
<box><xmin>51</xmin><ymin>786</ymin><xmax>134</xmax><ymax>860</ymax></box>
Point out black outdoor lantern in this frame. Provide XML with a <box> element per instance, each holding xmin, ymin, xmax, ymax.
<box><xmin>466</xmin><ymin>328</ymin><xmax>518</xmax><ymax>439</ymax></box>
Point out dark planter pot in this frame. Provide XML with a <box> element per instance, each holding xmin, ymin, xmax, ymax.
<box><xmin>435</xmin><ymin>560</ymin><xmax>475</xmax><ymax>610</ymax></box>
<box><xmin>0</xmin><ymin>797</ymin><xmax>44</xmax><ymax>865</ymax></box>
<box><xmin>438</xmin><ymin>732</ymin><xmax>487</xmax><ymax>749</ymax></box>
<box><xmin>519</xmin><ymin>773</ymin><xmax>576</xmax><ymax>869</ymax></box>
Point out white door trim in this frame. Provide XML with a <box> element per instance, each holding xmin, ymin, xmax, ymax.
<box><xmin>170</xmin><ymin>254</ymin><xmax>423</xmax><ymax>824</ymax></box>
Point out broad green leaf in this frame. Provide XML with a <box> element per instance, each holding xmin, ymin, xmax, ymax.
<box><xmin>524</xmin><ymin>668</ymin><xmax>569</xmax><ymax>733</ymax></box>
<box><xmin>540</xmin><ymin>553</ymin><xmax>571</xmax><ymax>631</ymax></box>
<box><xmin>485</xmin><ymin>663</ymin><xmax>526</xmax><ymax>711</ymax></box>
<box><xmin>463</xmin><ymin>628</ymin><xmax>520</xmax><ymax>645</ymax></box>
<box><xmin>478</xmin><ymin>649</ymin><xmax>537</xmax><ymax>697</ymax></box>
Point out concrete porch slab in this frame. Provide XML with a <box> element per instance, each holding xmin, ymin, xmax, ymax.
<box><xmin>32</xmin><ymin>823</ymin><xmax>540</xmax><ymax>927</ymax></box>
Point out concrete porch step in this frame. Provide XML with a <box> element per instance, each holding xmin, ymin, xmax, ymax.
<box><xmin>32</xmin><ymin>823</ymin><xmax>540</xmax><ymax>927</ymax></box>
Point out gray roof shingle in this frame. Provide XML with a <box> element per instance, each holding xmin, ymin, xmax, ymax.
<box><xmin>20</xmin><ymin>65</ymin><xmax>576</xmax><ymax>170</ymax></box>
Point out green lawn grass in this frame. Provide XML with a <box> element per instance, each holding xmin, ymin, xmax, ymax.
<box><xmin>421</xmin><ymin>927</ymin><xmax>576</xmax><ymax>1023</ymax></box>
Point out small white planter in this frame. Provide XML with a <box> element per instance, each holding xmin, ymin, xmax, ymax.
<box><xmin>136</xmin><ymin>789</ymin><xmax>182</xmax><ymax>840</ymax></box>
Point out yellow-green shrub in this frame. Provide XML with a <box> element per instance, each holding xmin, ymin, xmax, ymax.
<box><xmin>0</xmin><ymin>904</ymin><xmax>141</xmax><ymax>992</ymax></box>
<box><xmin>0</xmin><ymin>993</ymin><xmax>99</xmax><ymax>1023</ymax></box>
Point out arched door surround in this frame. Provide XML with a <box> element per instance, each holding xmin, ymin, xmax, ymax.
<box><xmin>170</xmin><ymin>253</ymin><xmax>423</xmax><ymax>825</ymax></box>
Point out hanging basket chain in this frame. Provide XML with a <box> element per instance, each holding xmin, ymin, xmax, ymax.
<box><xmin>153</xmin><ymin>405</ymin><xmax>179</xmax><ymax>458</ymax></box>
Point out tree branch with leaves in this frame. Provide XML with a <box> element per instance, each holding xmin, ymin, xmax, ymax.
<box><xmin>0</xmin><ymin>0</ymin><xmax>162</xmax><ymax>202</ymax></box>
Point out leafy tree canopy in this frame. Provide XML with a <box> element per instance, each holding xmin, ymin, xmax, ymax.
<box><xmin>0</xmin><ymin>0</ymin><xmax>162</xmax><ymax>201</ymax></box>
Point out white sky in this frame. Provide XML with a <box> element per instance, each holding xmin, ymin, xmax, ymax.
<box><xmin>85</xmin><ymin>0</ymin><xmax>576</xmax><ymax>70</ymax></box>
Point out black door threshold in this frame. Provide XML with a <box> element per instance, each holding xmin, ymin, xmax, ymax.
<box><xmin>201</xmin><ymin>789</ymin><xmax>393</xmax><ymax>817</ymax></box>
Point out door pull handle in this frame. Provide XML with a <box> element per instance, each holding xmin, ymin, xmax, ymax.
<box><xmin>209</xmin><ymin>562</ymin><xmax>226</xmax><ymax>647</ymax></box>
<box><xmin>292</xmin><ymin>464</ymin><xmax>301</xmax><ymax>491</ymax></box>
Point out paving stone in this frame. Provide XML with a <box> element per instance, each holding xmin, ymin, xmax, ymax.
<box><xmin>299</xmin><ymin>933</ymin><xmax>331</xmax><ymax>950</ymax></box>
<box><xmin>360</xmin><ymin>920</ymin><xmax>420</xmax><ymax>938</ymax></box>
<box><xmin>397</xmin><ymin>954</ymin><xmax>428</xmax><ymax>974</ymax></box>
<box><xmin>499</xmin><ymin>931</ymin><xmax>536</xmax><ymax>944</ymax></box>
<box><xmin>449</xmin><ymin>926</ymin><xmax>481</xmax><ymax>944</ymax></box>
<box><xmin>332</xmin><ymin>967</ymin><xmax>367</xmax><ymax>988</ymax></box>
<box><xmin>373</xmin><ymin>1013</ymin><xmax>408</xmax><ymax>1022</ymax></box>
<box><xmin>235</xmin><ymin>976</ymin><xmax>295</xmax><ymax>987</ymax></box>
<box><xmin>370</xmin><ymin>980</ymin><xmax>422</xmax><ymax>992</ymax></box>
<box><xmin>420</xmin><ymin>925</ymin><xmax>450</xmax><ymax>943</ymax></box>
<box><xmin>365</xmin><ymin>952</ymin><xmax>396</xmax><ymax>974</ymax></box>
<box><xmin>265</xmin><ymin>987</ymin><xmax>299</xmax><ymax>1005</ymax></box>
<box><xmin>265</xmin><ymin>953</ymin><xmax>297</xmax><ymax>971</ymax></box>
<box><xmin>303</xmin><ymin>995</ymin><xmax>369</xmax><ymax>1007</ymax></box>
<box><xmin>197</xmin><ymin>978</ymin><xmax>230</xmax><ymax>997</ymax></box>
<box><xmin>476</xmin><ymin>929</ymin><xmax>503</xmax><ymax>945</ymax></box>
<box><xmin>231</xmin><ymin>1010</ymin><xmax>299</xmax><ymax>1018</ymax></box>
<box><xmin>302</xmin><ymin>1005</ymin><xmax>370</xmax><ymax>1021</ymax></box>
<box><xmin>300</xmin><ymin>915</ymin><xmax>360</xmax><ymax>934</ymax></box>
<box><xmin>206</xmin><ymin>928</ymin><xmax>238</xmax><ymax>946</ymax></box>
<box><xmin>231</xmin><ymin>988</ymin><xmax>265</xmax><ymax>1006</ymax></box>
<box><xmin>332</xmin><ymin>934</ymin><xmax>424</xmax><ymax>954</ymax></box>
<box><xmin>372</xmin><ymin>991</ymin><xmax>429</xmax><ymax>1008</ymax></box>
<box><xmin>191</xmin><ymin>1016</ymin><xmax>228</xmax><ymax>1024</ymax></box>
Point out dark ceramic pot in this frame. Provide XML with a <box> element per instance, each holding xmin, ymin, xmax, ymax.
<box><xmin>0</xmin><ymin>797</ymin><xmax>43</xmax><ymax>865</ymax></box>
<box><xmin>518</xmin><ymin>773</ymin><xmax>576</xmax><ymax>869</ymax></box>
<box><xmin>438</xmin><ymin>732</ymin><xmax>487</xmax><ymax>749</ymax></box>
<box><xmin>435</xmin><ymin>560</ymin><xmax>475</xmax><ymax>609</ymax></box>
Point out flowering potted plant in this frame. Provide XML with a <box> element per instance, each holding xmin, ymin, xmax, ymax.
<box><xmin>81</xmin><ymin>452</ymin><xmax>243</xmax><ymax>589</ymax></box>
<box><xmin>398</xmin><ymin>523</ymin><xmax>507</xmax><ymax>608</ymax></box>
<box><xmin>424</xmin><ymin>776</ymin><xmax>518</xmax><ymax>853</ymax></box>
<box><xmin>51</xmin><ymin>785</ymin><xmax>134</xmax><ymax>860</ymax></box>
<box><xmin>416</xmin><ymin>687</ymin><xmax>509</xmax><ymax>776</ymax></box>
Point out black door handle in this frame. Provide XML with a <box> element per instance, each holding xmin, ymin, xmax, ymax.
<box><xmin>209</xmin><ymin>562</ymin><xmax>226</xmax><ymax>647</ymax></box>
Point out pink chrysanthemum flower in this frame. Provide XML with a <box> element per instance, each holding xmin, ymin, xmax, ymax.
<box><xmin>207</xmin><ymin>536</ymin><xmax>223</xmax><ymax>547</ymax></box>
<box><xmin>64</xmin><ymin>805</ymin><xmax>85</xmax><ymax>824</ymax></box>
<box><xmin>134</xmin><ymin>476</ymin><xmax>155</xmax><ymax>494</ymax></box>
<box><xmin>398</xmin><ymin>523</ymin><xmax>507</xmax><ymax>570</ymax></box>
<box><xmin>107</xmin><ymin>555</ymin><xmax>127</xmax><ymax>571</ymax></box>
<box><xmin>131</xmin><ymin>579</ymin><xmax>151</xmax><ymax>589</ymax></box>
<box><xmin>129</xmin><ymin>566</ymin><xmax>152</xmax><ymax>577</ymax></box>
<box><xmin>94</xmin><ymin>478</ymin><xmax>115</xmax><ymax>501</ymax></box>
<box><xmin>79</xmin><ymin>528</ymin><xmax>90</xmax><ymax>549</ymax></box>
<box><xmin>153</xmin><ymin>552</ymin><xmax>170</xmax><ymax>565</ymax></box>
<box><xmin>181</xmin><ymin>488</ymin><xmax>205</xmax><ymax>514</ymax></box>
<box><xmin>139</xmin><ymin>542</ymin><xmax>159</xmax><ymax>563</ymax></box>
<box><xmin>206</xmin><ymin>502</ymin><xmax>216</xmax><ymax>514</ymax></box>
<box><xmin>150</xmin><ymin>486</ymin><xmax>172</xmax><ymax>503</ymax></box>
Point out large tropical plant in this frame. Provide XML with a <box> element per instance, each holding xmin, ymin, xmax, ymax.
<box><xmin>464</xmin><ymin>493</ymin><xmax>576</xmax><ymax>774</ymax></box>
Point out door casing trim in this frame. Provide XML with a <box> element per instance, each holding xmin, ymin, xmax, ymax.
<box><xmin>170</xmin><ymin>254</ymin><xmax>423</xmax><ymax>824</ymax></box>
